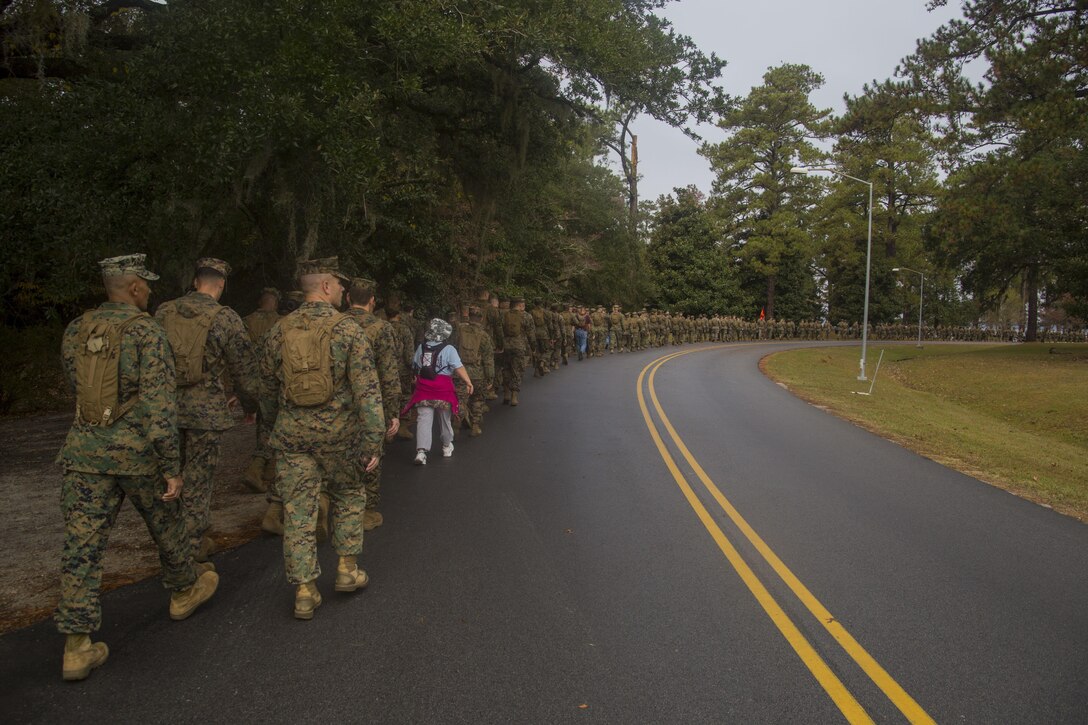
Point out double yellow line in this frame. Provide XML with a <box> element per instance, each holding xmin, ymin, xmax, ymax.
<box><xmin>637</xmin><ymin>347</ymin><xmax>934</xmax><ymax>724</ymax></box>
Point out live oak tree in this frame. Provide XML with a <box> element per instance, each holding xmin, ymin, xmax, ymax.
<box><xmin>0</xmin><ymin>0</ymin><xmax>726</xmax><ymax>324</ymax></box>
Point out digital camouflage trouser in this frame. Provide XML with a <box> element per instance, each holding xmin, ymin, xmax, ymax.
<box><xmin>278</xmin><ymin>450</ymin><xmax>365</xmax><ymax>584</ymax></box>
<box><xmin>55</xmin><ymin>470</ymin><xmax>196</xmax><ymax>633</ymax></box>
<box><xmin>362</xmin><ymin>439</ymin><xmax>385</xmax><ymax>511</ymax></box>
<box><xmin>463</xmin><ymin>363</ymin><xmax>488</xmax><ymax>427</ymax></box>
<box><xmin>503</xmin><ymin>346</ymin><xmax>529</xmax><ymax>391</ymax></box>
<box><xmin>179</xmin><ymin>428</ymin><xmax>221</xmax><ymax>552</ymax></box>
<box><xmin>454</xmin><ymin>378</ymin><xmax>471</xmax><ymax>425</ymax></box>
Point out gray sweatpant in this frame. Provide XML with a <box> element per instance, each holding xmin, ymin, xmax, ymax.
<box><xmin>415</xmin><ymin>406</ymin><xmax>453</xmax><ymax>452</ymax></box>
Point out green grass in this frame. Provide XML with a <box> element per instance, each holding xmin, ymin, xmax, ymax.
<box><xmin>762</xmin><ymin>343</ymin><xmax>1088</xmax><ymax>522</ymax></box>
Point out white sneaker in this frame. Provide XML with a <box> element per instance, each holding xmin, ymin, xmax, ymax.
<box><xmin>414</xmin><ymin>449</ymin><xmax>427</xmax><ymax>466</ymax></box>
<box><xmin>442</xmin><ymin>442</ymin><xmax>454</xmax><ymax>458</ymax></box>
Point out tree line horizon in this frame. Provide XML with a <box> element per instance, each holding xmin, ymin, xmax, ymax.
<box><xmin>1</xmin><ymin>1</ymin><xmax>1084</xmax><ymax>342</ymax></box>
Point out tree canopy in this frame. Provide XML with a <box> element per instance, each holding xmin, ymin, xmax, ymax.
<box><xmin>1</xmin><ymin>0</ymin><xmax>1085</xmax><ymax>334</ymax></box>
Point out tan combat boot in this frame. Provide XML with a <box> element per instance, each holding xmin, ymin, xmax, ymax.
<box><xmin>240</xmin><ymin>457</ymin><xmax>267</xmax><ymax>493</ymax></box>
<box><xmin>363</xmin><ymin>510</ymin><xmax>383</xmax><ymax>531</ymax></box>
<box><xmin>195</xmin><ymin>535</ymin><xmax>217</xmax><ymax>562</ymax></box>
<box><xmin>316</xmin><ymin>493</ymin><xmax>330</xmax><ymax>542</ymax></box>
<box><xmin>62</xmin><ymin>634</ymin><xmax>109</xmax><ymax>682</ymax></box>
<box><xmin>469</xmin><ymin>422</ymin><xmax>482</xmax><ymax>437</ymax></box>
<box><xmin>169</xmin><ymin>570</ymin><xmax>219</xmax><ymax>621</ymax></box>
<box><xmin>262</xmin><ymin>457</ymin><xmax>276</xmax><ymax>483</ymax></box>
<box><xmin>334</xmin><ymin>556</ymin><xmax>369</xmax><ymax>593</ymax></box>
<box><xmin>195</xmin><ymin>560</ymin><xmax>216</xmax><ymax>574</ymax></box>
<box><xmin>503</xmin><ymin>391</ymin><xmax>511</xmax><ymax>405</ymax></box>
<box><xmin>397</xmin><ymin>422</ymin><xmax>414</xmax><ymax>440</ymax></box>
<box><xmin>261</xmin><ymin>501</ymin><xmax>284</xmax><ymax>536</ymax></box>
<box><xmin>294</xmin><ymin>581</ymin><xmax>322</xmax><ymax>620</ymax></box>
<box><xmin>510</xmin><ymin>391</ymin><xmax>519</xmax><ymax>407</ymax></box>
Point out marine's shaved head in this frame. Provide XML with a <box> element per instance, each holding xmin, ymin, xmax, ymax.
<box><xmin>103</xmin><ymin>273</ymin><xmax>151</xmax><ymax>311</ymax></box>
<box><xmin>300</xmin><ymin>273</ymin><xmax>328</xmax><ymax>294</ymax></box>
<box><xmin>103</xmin><ymin>273</ymin><xmax>138</xmax><ymax>294</ymax></box>
<box><xmin>300</xmin><ymin>272</ymin><xmax>343</xmax><ymax>307</ymax></box>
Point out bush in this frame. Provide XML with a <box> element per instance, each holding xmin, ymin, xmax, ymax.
<box><xmin>0</xmin><ymin>325</ymin><xmax>71</xmax><ymax>416</ymax></box>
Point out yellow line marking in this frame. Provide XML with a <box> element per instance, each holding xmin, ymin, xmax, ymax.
<box><xmin>643</xmin><ymin>347</ymin><xmax>935</xmax><ymax>724</ymax></box>
<box><xmin>636</xmin><ymin>353</ymin><xmax>875</xmax><ymax>725</ymax></box>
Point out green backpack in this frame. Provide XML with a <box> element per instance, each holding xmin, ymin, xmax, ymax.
<box><xmin>74</xmin><ymin>310</ymin><xmax>148</xmax><ymax>426</ymax></box>
<box><xmin>280</xmin><ymin>312</ymin><xmax>347</xmax><ymax>407</ymax></box>
<box><xmin>458</xmin><ymin>324</ymin><xmax>483</xmax><ymax>366</ymax></box>
<box><xmin>159</xmin><ymin>303</ymin><xmax>222</xmax><ymax>387</ymax></box>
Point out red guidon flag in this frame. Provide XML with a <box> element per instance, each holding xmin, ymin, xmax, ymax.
<box><xmin>759</xmin><ymin>308</ymin><xmax>765</xmax><ymax>321</ymax></box>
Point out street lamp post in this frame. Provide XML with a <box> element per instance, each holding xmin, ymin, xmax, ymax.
<box><xmin>892</xmin><ymin>266</ymin><xmax>924</xmax><ymax>348</ymax></box>
<box><xmin>791</xmin><ymin>166</ymin><xmax>874</xmax><ymax>380</ymax></box>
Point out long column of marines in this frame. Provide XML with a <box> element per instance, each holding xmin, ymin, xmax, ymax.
<box><xmin>53</xmin><ymin>252</ymin><xmax>1056</xmax><ymax>682</ymax></box>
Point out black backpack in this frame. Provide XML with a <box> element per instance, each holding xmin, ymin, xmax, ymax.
<box><xmin>419</xmin><ymin>341</ymin><xmax>450</xmax><ymax>380</ymax></box>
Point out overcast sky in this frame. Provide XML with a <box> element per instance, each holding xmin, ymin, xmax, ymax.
<box><xmin>621</xmin><ymin>0</ymin><xmax>964</xmax><ymax>202</ymax></box>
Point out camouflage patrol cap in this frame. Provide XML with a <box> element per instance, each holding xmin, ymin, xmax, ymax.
<box><xmin>512</xmin><ymin>296</ymin><xmax>525</xmax><ymax>304</ymax></box>
<box><xmin>296</xmin><ymin>257</ymin><xmax>350</xmax><ymax>283</ymax></box>
<box><xmin>195</xmin><ymin>257</ymin><xmax>232</xmax><ymax>277</ymax></box>
<box><xmin>98</xmin><ymin>254</ymin><xmax>160</xmax><ymax>281</ymax></box>
<box><xmin>261</xmin><ymin>287</ymin><xmax>281</xmax><ymax>300</ymax></box>
<box><xmin>285</xmin><ymin>291</ymin><xmax>304</xmax><ymax>303</ymax></box>
<box><xmin>349</xmin><ymin>277</ymin><xmax>378</xmax><ymax>299</ymax></box>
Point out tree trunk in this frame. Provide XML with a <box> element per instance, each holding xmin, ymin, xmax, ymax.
<box><xmin>1024</xmin><ymin>265</ymin><xmax>1039</xmax><ymax>342</ymax></box>
<box><xmin>766</xmin><ymin>275</ymin><xmax>776</xmax><ymax>320</ymax></box>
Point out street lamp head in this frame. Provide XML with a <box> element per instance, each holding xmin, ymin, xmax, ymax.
<box><xmin>891</xmin><ymin>267</ymin><xmax>900</xmax><ymax>272</ymax></box>
<box><xmin>790</xmin><ymin>167</ymin><xmax>810</xmax><ymax>175</ymax></box>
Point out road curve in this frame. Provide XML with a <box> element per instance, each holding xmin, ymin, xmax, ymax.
<box><xmin>2</xmin><ymin>342</ymin><xmax>1085</xmax><ymax>723</ymax></box>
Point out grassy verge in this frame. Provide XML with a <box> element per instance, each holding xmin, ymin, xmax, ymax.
<box><xmin>762</xmin><ymin>343</ymin><xmax>1088</xmax><ymax>522</ymax></box>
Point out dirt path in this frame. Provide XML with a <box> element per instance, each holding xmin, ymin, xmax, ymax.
<box><xmin>0</xmin><ymin>413</ymin><xmax>266</xmax><ymax>633</ymax></box>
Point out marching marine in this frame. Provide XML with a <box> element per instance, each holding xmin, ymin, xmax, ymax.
<box><xmin>55</xmin><ymin>254</ymin><xmax>218</xmax><ymax>681</ymax></box>
<box><xmin>501</xmin><ymin>296</ymin><xmax>535</xmax><ymax>406</ymax></box>
<box><xmin>241</xmin><ymin>287</ymin><xmax>283</xmax><ymax>493</ymax></box>
<box><xmin>156</xmin><ymin>258</ymin><xmax>259</xmax><ymax>561</ymax></box>
<box><xmin>259</xmin><ymin>258</ymin><xmax>385</xmax><ymax>620</ymax></box>
<box><xmin>346</xmin><ymin>277</ymin><xmax>402</xmax><ymax>531</ymax></box>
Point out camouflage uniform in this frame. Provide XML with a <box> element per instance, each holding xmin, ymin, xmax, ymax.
<box><xmin>391</xmin><ymin>313</ymin><xmax>417</xmax><ymax>429</ymax></box>
<box><xmin>242</xmin><ymin>290</ymin><xmax>282</xmax><ymax>486</ymax></box>
<box><xmin>347</xmin><ymin>297</ymin><xmax>401</xmax><ymax>513</ymax></box>
<box><xmin>260</xmin><ymin>290</ymin><xmax>384</xmax><ymax>586</ymax></box>
<box><xmin>485</xmin><ymin>300</ymin><xmax>505</xmax><ymax>397</ymax></box>
<box><xmin>156</xmin><ymin>267</ymin><xmax>259</xmax><ymax>556</ymax></box>
<box><xmin>502</xmin><ymin>301</ymin><xmax>535</xmax><ymax>395</ymax></box>
<box><xmin>457</xmin><ymin>312</ymin><xmax>495</xmax><ymax>433</ymax></box>
<box><xmin>530</xmin><ymin>303</ymin><xmax>549</xmax><ymax>377</ymax></box>
<box><xmin>55</xmin><ymin>256</ymin><xmax>197</xmax><ymax>635</ymax></box>
<box><xmin>590</xmin><ymin>307</ymin><xmax>607</xmax><ymax>356</ymax></box>
<box><xmin>243</xmin><ymin>294</ymin><xmax>282</xmax><ymax>345</ymax></box>
<box><xmin>607</xmin><ymin>308</ymin><xmax>623</xmax><ymax>352</ymax></box>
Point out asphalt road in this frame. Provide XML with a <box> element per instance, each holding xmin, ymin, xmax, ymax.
<box><xmin>3</xmin><ymin>342</ymin><xmax>1086</xmax><ymax>723</ymax></box>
